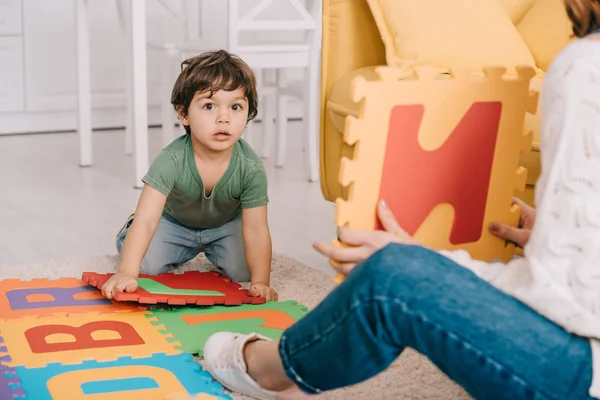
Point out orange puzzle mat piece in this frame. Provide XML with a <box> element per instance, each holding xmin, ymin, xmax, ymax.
<box><xmin>0</xmin><ymin>311</ymin><xmax>182</xmax><ymax>368</ymax></box>
<box><xmin>0</xmin><ymin>277</ymin><xmax>142</xmax><ymax>319</ymax></box>
<box><xmin>333</xmin><ymin>65</ymin><xmax>538</xmax><ymax>280</ymax></box>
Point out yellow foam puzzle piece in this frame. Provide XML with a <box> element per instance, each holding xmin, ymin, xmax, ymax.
<box><xmin>333</xmin><ymin>65</ymin><xmax>538</xmax><ymax>281</ymax></box>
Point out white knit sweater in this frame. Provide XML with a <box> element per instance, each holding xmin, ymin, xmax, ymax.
<box><xmin>440</xmin><ymin>35</ymin><xmax>600</xmax><ymax>398</ymax></box>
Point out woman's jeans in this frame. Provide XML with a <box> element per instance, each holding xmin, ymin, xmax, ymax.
<box><xmin>278</xmin><ymin>243</ymin><xmax>594</xmax><ymax>400</ymax></box>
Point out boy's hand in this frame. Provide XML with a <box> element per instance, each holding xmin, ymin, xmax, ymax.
<box><xmin>102</xmin><ymin>272</ymin><xmax>139</xmax><ymax>300</ymax></box>
<box><xmin>249</xmin><ymin>282</ymin><xmax>278</xmax><ymax>301</ymax></box>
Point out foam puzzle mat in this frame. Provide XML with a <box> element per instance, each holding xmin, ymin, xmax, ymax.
<box><xmin>0</xmin><ymin>277</ymin><xmax>142</xmax><ymax>319</ymax></box>
<box><xmin>0</xmin><ymin>353</ymin><xmax>25</xmax><ymax>399</ymax></box>
<box><xmin>83</xmin><ymin>271</ymin><xmax>266</xmax><ymax>306</ymax></box>
<box><xmin>12</xmin><ymin>353</ymin><xmax>226</xmax><ymax>400</ymax></box>
<box><xmin>335</xmin><ymin>65</ymin><xmax>539</xmax><ymax>265</ymax></box>
<box><xmin>0</xmin><ymin>275</ymin><xmax>309</xmax><ymax>398</ymax></box>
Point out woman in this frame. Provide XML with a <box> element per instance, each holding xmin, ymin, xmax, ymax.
<box><xmin>203</xmin><ymin>1</ymin><xmax>600</xmax><ymax>399</ymax></box>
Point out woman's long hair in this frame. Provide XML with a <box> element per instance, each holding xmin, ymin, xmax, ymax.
<box><xmin>565</xmin><ymin>0</ymin><xmax>600</xmax><ymax>37</ymax></box>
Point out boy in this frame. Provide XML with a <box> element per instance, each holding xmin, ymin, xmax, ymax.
<box><xmin>102</xmin><ymin>50</ymin><xmax>278</xmax><ymax>301</ymax></box>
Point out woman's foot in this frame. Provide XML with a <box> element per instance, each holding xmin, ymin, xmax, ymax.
<box><xmin>203</xmin><ymin>332</ymin><xmax>313</xmax><ymax>400</ymax></box>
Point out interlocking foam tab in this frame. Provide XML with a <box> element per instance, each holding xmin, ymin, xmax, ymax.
<box><xmin>336</xmin><ymin>65</ymin><xmax>538</xmax><ymax>266</ymax></box>
<box><xmin>0</xmin><ymin>277</ymin><xmax>142</xmax><ymax>319</ymax></box>
<box><xmin>14</xmin><ymin>353</ymin><xmax>231</xmax><ymax>400</ymax></box>
<box><xmin>0</xmin><ymin>311</ymin><xmax>183</xmax><ymax>368</ymax></box>
<box><xmin>0</xmin><ymin>336</ymin><xmax>25</xmax><ymax>399</ymax></box>
<box><xmin>0</xmin><ymin>362</ymin><xmax>25</xmax><ymax>399</ymax></box>
<box><xmin>82</xmin><ymin>271</ymin><xmax>266</xmax><ymax>306</ymax></box>
<box><xmin>149</xmin><ymin>301</ymin><xmax>309</xmax><ymax>357</ymax></box>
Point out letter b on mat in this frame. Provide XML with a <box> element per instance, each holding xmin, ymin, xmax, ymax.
<box><xmin>0</xmin><ymin>311</ymin><xmax>181</xmax><ymax>368</ymax></box>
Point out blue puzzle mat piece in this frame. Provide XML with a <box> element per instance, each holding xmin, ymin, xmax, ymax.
<box><xmin>0</xmin><ymin>336</ymin><xmax>26</xmax><ymax>399</ymax></box>
<box><xmin>14</xmin><ymin>353</ymin><xmax>231</xmax><ymax>399</ymax></box>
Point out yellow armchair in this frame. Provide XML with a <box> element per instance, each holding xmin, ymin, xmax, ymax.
<box><xmin>318</xmin><ymin>0</ymin><xmax>573</xmax><ymax>207</ymax></box>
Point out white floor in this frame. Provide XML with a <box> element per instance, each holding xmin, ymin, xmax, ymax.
<box><xmin>0</xmin><ymin>121</ymin><xmax>338</xmax><ymax>276</ymax></box>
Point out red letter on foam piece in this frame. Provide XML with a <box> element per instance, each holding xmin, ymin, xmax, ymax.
<box><xmin>25</xmin><ymin>321</ymin><xmax>144</xmax><ymax>353</ymax></box>
<box><xmin>378</xmin><ymin>102</ymin><xmax>501</xmax><ymax>244</ymax></box>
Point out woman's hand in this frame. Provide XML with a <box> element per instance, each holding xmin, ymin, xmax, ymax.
<box><xmin>313</xmin><ymin>200</ymin><xmax>418</xmax><ymax>276</ymax></box>
<box><xmin>489</xmin><ymin>197</ymin><xmax>536</xmax><ymax>248</ymax></box>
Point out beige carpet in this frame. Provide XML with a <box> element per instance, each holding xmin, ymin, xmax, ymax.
<box><xmin>0</xmin><ymin>253</ymin><xmax>471</xmax><ymax>400</ymax></box>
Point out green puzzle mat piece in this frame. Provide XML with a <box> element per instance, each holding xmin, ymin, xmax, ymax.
<box><xmin>137</xmin><ymin>278</ymin><xmax>225</xmax><ymax>296</ymax></box>
<box><xmin>148</xmin><ymin>300</ymin><xmax>309</xmax><ymax>357</ymax></box>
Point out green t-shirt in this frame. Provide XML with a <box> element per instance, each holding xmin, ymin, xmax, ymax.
<box><xmin>142</xmin><ymin>135</ymin><xmax>269</xmax><ymax>229</ymax></box>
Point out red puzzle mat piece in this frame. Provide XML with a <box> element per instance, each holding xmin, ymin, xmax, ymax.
<box><xmin>82</xmin><ymin>271</ymin><xmax>266</xmax><ymax>306</ymax></box>
<box><xmin>378</xmin><ymin>102</ymin><xmax>500</xmax><ymax>244</ymax></box>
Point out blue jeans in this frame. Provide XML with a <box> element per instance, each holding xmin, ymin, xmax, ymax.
<box><xmin>278</xmin><ymin>243</ymin><xmax>594</xmax><ymax>400</ymax></box>
<box><xmin>116</xmin><ymin>213</ymin><xmax>250</xmax><ymax>281</ymax></box>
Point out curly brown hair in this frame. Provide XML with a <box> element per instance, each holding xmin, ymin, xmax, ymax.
<box><xmin>171</xmin><ymin>49</ymin><xmax>258</xmax><ymax>134</ymax></box>
<box><xmin>565</xmin><ymin>0</ymin><xmax>600</xmax><ymax>37</ymax></box>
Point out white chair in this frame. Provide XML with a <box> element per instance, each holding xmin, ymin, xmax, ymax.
<box><xmin>227</xmin><ymin>0</ymin><xmax>321</xmax><ymax>182</ymax></box>
<box><xmin>118</xmin><ymin>0</ymin><xmax>212</xmax><ymax>153</ymax></box>
<box><xmin>147</xmin><ymin>0</ymin><xmax>213</xmax><ymax>149</ymax></box>
<box><xmin>76</xmin><ymin>0</ymin><xmax>149</xmax><ymax>188</ymax></box>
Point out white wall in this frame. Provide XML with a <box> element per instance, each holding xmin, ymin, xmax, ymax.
<box><xmin>0</xmin><ymin>0</ymin><xmax>309</xmax><ymax>135</ymax></box>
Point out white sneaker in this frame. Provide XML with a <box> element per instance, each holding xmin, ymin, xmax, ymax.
<box><xmin>203</xmin><ymin>332</ymin><xmax>279</xmax><ymax>400</ymax></box>
<box><xmin>203</xmin><ymin>332</ymin><xmax>316</xmax><ymax>400</ymax></box>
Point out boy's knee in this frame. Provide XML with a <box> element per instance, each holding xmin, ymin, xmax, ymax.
<box><xmin>116</xmin><ymin>238</ymin><xmax>124</xmax><ymax>254</ymax></box>
<box><xmin>116</xmin><ymin>229</ymin><xmax>128</xmax><ymax>254</ymax></box>
<box><xmin>140</xmin><ymin>257</ymin><xmax>170</xmax><ymax>276</ymax></box>
<box><xmin>227</xmin><ymin>267</ymin><xmax>251</xmax><ymax>283</ymax></box>
<box><xmin>214</xmin><ymin>248</ymin><xmax>250</xmax><ymax>282</ymax></box>
<box><xmin>115</xmin><ymin>214</ymin><xmax>134</xmax><ymax>254</ymax></box>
